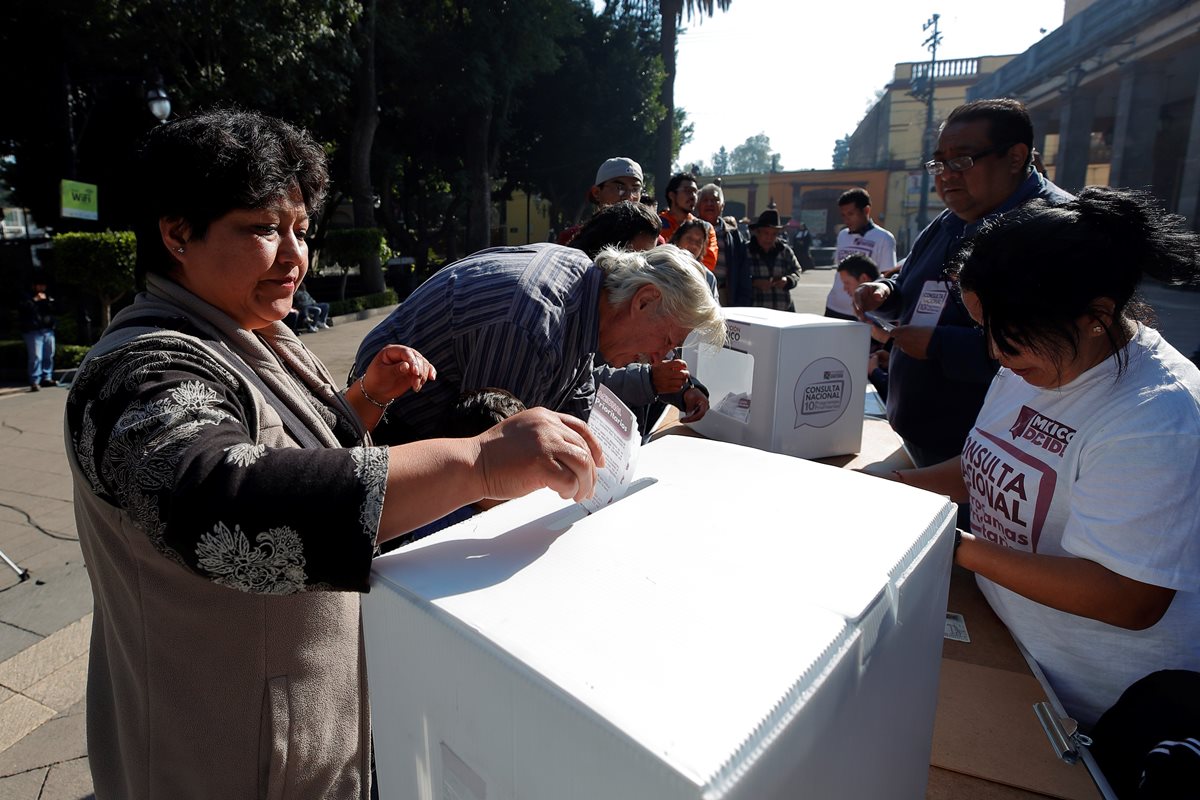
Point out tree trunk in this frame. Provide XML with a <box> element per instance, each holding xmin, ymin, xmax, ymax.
<box><xmin>654</xmin><ymin>0</ymin><xmax>681</xmax><ymax>195</ymax></box>
<box><xmin>349</xmin><ymin>0</ymin><xmax>384</xmax><ymax>292</ymax></box>
<box><xmin>464</xmin><ymin>105</ymin><xmax>493</xmax><ymax>254</ymax></box>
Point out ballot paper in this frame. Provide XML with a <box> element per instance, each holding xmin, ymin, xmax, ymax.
<box><xmin>714</xmin><ymin>391</ymin><xmax>753</xmax><ymax>423</ymax></box>
<box><xmin>944</xmin><ymin>612</ymin><xmax>971</xmax><ymax>643</ymax></box>
<box><xmin>580</xmin><ymin>383</ymin><xmax>639</xmax><ymax>513</ymax></box>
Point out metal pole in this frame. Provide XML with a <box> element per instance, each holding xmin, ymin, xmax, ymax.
<box><xmin>915</xmin><ymin>13</ymin><xmax>941</xmax><ymax>231</ymax></box>
<box><xmin>0</xmin><ymin>549</ymin><xmax>30</xmax><ymax>582</ymax></box>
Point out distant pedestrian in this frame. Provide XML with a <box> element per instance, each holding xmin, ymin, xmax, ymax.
<box><xmin>293</xmin><ymin>281</ymin><xmax>331</xmax><ymax>330</ymax></box>
<box><xmin>19</xmin><ymin>278</ymin><xmax>57</xmax><ymax>391</ymax></box>
<box><xmin>791</xmin><ymin>222</ymin><xmax>814</xmax><ymax>271</ymax></box>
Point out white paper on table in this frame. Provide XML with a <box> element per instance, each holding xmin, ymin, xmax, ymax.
<box><xmin>580</xmin><ymin>383</ymin><xmax>639</xmax><ymax>513</ymax></box>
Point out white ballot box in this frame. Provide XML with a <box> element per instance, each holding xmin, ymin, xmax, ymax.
<box><xmin>364</xmin><ymin>436</ymin><xmax>956</xmax><ymax>800</ymax></box>
<box><xmin>682</xmin><ymin>308</ymin><xmax>870</xmax><ymax>459</ymax></box>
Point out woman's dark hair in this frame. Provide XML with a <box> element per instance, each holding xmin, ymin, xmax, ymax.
<box><xmin>568</xmin><ymin>200</ymin><xmax>661</xmax><ymax>258</ymax></box>
<box><xmin>949</xmin><ymin>186</ymin><xmax>1200</xmax><ymax>375</ymax></box>
<box><xmin>669</xmin><ymin>219</ymin><xmax>708</xmax><ymax>249</ymax></box>
<box><xmin>134</xmin><ymin>108</ymin><xmax>329</xmax><ymax>282</ymax></box>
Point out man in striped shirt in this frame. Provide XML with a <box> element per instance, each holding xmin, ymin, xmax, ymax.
<box><xmin>353</xmin><ymin>243</ymin><xmax>724</xmax><ymax>445</ymax></box>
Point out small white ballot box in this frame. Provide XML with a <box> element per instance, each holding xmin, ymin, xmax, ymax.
<box><xmin>363</xmin><ymin>437</ymin><xmax>957</xmax><ymax>800</ymax></box>
<box><xmin>682</xmin><ymin>308</ymin><xmax>870</xmax><ymax>459</ymax></box>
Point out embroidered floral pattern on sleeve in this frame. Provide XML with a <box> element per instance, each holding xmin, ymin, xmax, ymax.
<box><xmin>67</xmin><ymin>335</ymin><xmax>379</xmax><ymax>593</ymax></box>
<box><xmin>224</xmin><ymin>443</ymin><xmax>266</xmax><ymax>467</ymax></box>
<box><xmin>195</xmin><ymin>522</ymin><xmax>308</xmax><ymax>594</ymax></box>
<box><xmin>352</xmin><ymin>446</ymin><xmax>389</xmax><ymax>546</ymax></box>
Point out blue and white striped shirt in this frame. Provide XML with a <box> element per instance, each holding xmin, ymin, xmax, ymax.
<box><xmin>353</xmin><ymin>243</ymin><xmax>603</xmax><ymax>444</ymax></box>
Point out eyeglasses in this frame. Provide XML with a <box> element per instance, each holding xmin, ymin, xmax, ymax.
<box><xmin>604</xmin><ymin>181</ymin><xmax>642</xmax><ymax>197</ymax></box>
<box><xmin>924</xmin><ymin>146</ymin><xmax>1006</xmax><ymax>176</ymax></box>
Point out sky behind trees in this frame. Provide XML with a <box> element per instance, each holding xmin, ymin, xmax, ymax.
<box><xmin>671</xmin><ymin>0</ymin><xmax>1067</xmax><ymax>171</ymax></box>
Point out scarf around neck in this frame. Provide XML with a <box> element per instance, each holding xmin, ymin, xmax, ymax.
<box><xmin>105</xmin><ymin>274</ymin><xmax>364</xmax><ymax>449</ymax></box>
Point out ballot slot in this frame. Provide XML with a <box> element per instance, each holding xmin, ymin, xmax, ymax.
<box><xmin>696</xmin><ymin>339</ymin><xmax>755</xmax><ymax>426</ymax></box>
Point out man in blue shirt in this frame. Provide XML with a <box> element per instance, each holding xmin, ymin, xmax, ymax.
<box><xmin>854</xmin><ymin>99</ymin><xmax>1073</xmax><ymax>466</ymax></box>
<box><xmin>353</xmin><ymin>243</ymin><xmax>724</xmax><ymax>445</ymax></box>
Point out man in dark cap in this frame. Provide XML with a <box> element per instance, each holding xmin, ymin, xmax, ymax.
<box><xmin>746</xmin><ymin>206</ymin><xmax>802</xmax><ymax>311</ymax></box>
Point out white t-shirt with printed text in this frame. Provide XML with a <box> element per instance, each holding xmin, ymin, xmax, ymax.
<box><xmin>826</xmin><ymin>224</ymin><xmax>897</xmax><ymax>316</ymax></box>
<box><xmin>966</xmin><ymin>325</ymin><xmax>1200</xmax><ymax>726</ymax></box>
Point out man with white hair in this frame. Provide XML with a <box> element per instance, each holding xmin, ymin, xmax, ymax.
<box><xmin>353</xmin><ymin>243</ymin><xmax>725</xmax><ymax>444</ymax></box>
<box><xmin>558</xmin><ymin>157</ymin><xmax>645</xmax><ymax>246</ymax></box>
<box><xmin>697</xmin><ymin>183</ymin><xmax>750</xmax><ymax>305</ymax></box>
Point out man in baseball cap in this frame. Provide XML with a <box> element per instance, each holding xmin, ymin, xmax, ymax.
<box><xmin>558</xmin><ymin>157</ymin><xmax>645</xmax><ymax>245</ymax></box>
<box><xmin>591</xmin><ymin>157</ymin><xmax>644</xmax><ymax>205</ymax></box>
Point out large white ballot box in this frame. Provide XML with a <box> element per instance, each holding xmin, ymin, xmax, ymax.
<box><xmin>363</xmin><ymin>437</ymin><xmax>956</xmax><ymax>800</ymax></box>
<box><xmin>681</xmin><ymin>308</ymin><xmax>870</xmax><ymax>459</ymax></box>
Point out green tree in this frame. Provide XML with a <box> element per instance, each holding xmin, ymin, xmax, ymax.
<box><xmin>730</xmin><ymin>133</ymin><xmax>778</xmax><ymax>174</ymax></box>
<box><xmin>0</xmin><ymin>0</ymin><xmax>360</xmax><ymax>232</ymax></box>
<box><xmin>52</xmin><ymin>231</ymin><xmax>136</xmax><ymax>328</ymax></box>
<box><xmin>347</xmin><ymin>0</ymin><xmax>385</xmax><ymax>291</ymax></box>
<box><xmin>832</xmin><ymin>134</ymin><xmax>851</xmax><ymax>169</ymax></box>
<box><xmin>652</xmin><ymin>0</ymin><xmax>732</xmax><ymax>192</ymax></box>
<box><xmin>505</xmin><ymin>4</ymin><xmax>666</xmax><ymax>226</ymax></box>
<box><xmin>712</xmin><ymin>145</ymin><xmax>731</xmax><ymax>175</ymax></box>
<box><xmin>389</xmin><ymin>0</ymin><xmax>578</xmax><ymax>255</ymax></box>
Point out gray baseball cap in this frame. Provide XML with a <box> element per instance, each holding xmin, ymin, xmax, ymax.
<box><xmin>594</xmin><ymin>157</ymin><xmax>643</xmax><ymax>186</ymax></box>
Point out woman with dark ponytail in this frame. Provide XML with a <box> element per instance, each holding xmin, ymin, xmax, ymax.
<box><xmin>891</xmin><ymin>188</ymin><xmax>1200</xmax><ymax>787</ymax></box>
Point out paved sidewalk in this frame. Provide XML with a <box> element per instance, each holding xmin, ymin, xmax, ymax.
<box><xmin>0</xmin><ymin>271</ymin><xmax>1195</xmax><ymax>799</ymax></box>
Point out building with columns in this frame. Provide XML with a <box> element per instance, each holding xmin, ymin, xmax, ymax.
<box><xmin>969</xmin><ymin>0</ymin><xmax>1200</xmax><ymax>229</ymax></box>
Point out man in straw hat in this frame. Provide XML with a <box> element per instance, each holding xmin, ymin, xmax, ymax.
<box><xmin>746</xmin><ymin>205</ymin><xmax>802</xmax><ymax>311</ymax></box>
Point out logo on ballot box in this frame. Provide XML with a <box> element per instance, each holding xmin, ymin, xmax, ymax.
<box><xmin>794</xmin><ymin>357</ymin><xmax>852</xmax><ymax>428</ymax></box>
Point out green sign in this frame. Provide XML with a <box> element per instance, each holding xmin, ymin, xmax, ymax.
<box><xmin>61</xmin><ymin>180</ymin><xmax>99</xmax><ymax>221</ymax></box>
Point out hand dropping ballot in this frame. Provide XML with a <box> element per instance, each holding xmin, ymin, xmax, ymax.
<box><xmin>580</xmin><ymin>384</ymin><xmax>639</xmax><ymax>513</ymax></box>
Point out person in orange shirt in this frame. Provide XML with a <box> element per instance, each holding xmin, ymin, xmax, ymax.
<box><xmin>659</xmin><ymin>172</ymin><xmax>718</xmax><ymax>271</ymax></box>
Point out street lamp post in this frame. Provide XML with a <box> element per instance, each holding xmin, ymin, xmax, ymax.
<box><xmin>146</xmin><ymin>86</ymin><xmax>172</xmax><ymax>123</ymax></box>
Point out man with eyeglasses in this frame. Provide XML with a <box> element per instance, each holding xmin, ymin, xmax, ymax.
<box><xmin>853</xmin><ymin>98</ymin><xmax>1072</xmax><ymax>467</ymax></box>
<box><xmin>660</xmin><ymin>172</ymin><xmax>719</xmax><ymax>271</ymax></box>
<box><xmin>558</xmin><ymin>157</ymin><xmax>645</xmax><ymax>245</ymax></box>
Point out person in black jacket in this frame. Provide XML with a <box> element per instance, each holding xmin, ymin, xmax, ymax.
<box><xmin>18</xmin><ymin>278</ymin><xmax>57</xmax><ymax>391</ymax></box>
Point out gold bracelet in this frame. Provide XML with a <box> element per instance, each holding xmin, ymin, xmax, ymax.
<box><xmin>357</xmin><ymin>376</ymin><xmax>392</xmax><ymax>411</ymax></box>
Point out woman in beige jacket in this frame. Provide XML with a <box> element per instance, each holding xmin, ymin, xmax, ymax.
<box><xmin>65</xmin><ymin>108</ymin><xmax>600</xmax><ymax>799</ymax></box>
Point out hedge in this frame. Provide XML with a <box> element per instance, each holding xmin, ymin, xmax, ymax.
<box><xmin>319</xmin><ymin>228</ymin><xmax>391</xmax><ymax>271</ymax></box>
<box><xmin>0</xmin><ymin>341</ymin><xmax>91</xmax><ymax>372</ymax></box>
<box><xmin>328</xmin><ymin>289</ymin><xmax>398</xmax><ymax>316</ymax></box>
<box><xmin>52</xmin><ymin>231</ymin><xmax>137</xmax><ymax>327</ymax></box>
